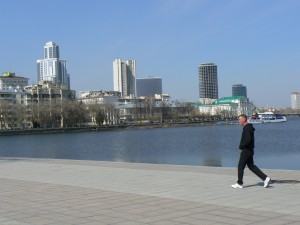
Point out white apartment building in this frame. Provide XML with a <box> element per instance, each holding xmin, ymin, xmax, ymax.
<box><xmin>0</xmin><ymin>72</ymin><xmax>29</xmax><ymax>90</ymax></box>
<box><xmin>113</xmin><ymin>59</ymin><xmax>136</xmax><ymax>97</ymax></box>
<box><xmin>77</xmin><ymin>90</ymin><xmax>121</xmax><ymax>125</ymax></box>
<box><xmin>37</xmin><ymin>41</ymin><xmax>70</xmax><ymax>89</ymax></box>
<box><xmin>291</xmin><ymin>92</ymin><xmax>300</xmax><ymax>110</ymax></box>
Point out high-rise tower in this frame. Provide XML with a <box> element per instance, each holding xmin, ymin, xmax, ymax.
<box><xmin>37</xmin><ymin>41</ymin><xmax>69</xmax><ymax>89</ymax></box>
<box><xmin>232</xmin><ymin>84</ymin><xmax>247</xmax><ymax>98</ymax></box>
<box><xmin>113</xmin><ymin>59</ymin><xmax>136</xmax><ymax>97</ymax></box>
<box><xmin>136</xmin><ymin>77</ymin><xmax>162</xmax><ymax>97</ymax></box>
<box><xmin>291</xmin><ymin>92</ymin><xmax>300</xmax><ymax>110</ymax></box>
<box><xmin>198</xmin><ymin>63</ymin><xmax>218</xmax><ymax>103</ymax></box>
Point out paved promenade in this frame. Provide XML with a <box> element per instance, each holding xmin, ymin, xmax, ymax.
<box><xmin>0</xmin><ymin>157</ymin><xmax>299</xmax><ymax>225</ymax></box>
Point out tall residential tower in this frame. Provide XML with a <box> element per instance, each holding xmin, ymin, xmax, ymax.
<box><xmin>198</xmin><ymin>62</ymin><xmax>218</xmax><ymax>103</ymax></box>
<box><xmin>291</xmin><ymin>92</ymin><xmax>300</xmax><ymax>110</ymax></box>
<box><xmin>113</xmin><ymin>59</ymin><xmax>136</xmax><ymax>97</ymax></box>
<box><xmin>37</xmin><ymin>41</ymin><xmax>70</xmax><ymax>89</ymax></box>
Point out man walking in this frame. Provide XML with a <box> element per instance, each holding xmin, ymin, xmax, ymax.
<box><xmin>231</xmin><ymin>114</ymin><xmax>271</xmax><ymax>189</ymax></box>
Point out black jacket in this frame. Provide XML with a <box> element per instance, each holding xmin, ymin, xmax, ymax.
<box><xmin>239</xmin><ymin>123</ymin><xmax>255</xmax><ymax>150</ymax></box>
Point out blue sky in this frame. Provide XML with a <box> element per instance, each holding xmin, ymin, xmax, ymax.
<box><xmin>0</xmin><ymin>0</ymin><xmax>299</xmax><ymax>108</ymax></box>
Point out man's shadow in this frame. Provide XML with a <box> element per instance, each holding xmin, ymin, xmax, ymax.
<box><xmin>244</xmin><ymin>180</ymin><xmax>300</xmax><ymax>188</ymax></box>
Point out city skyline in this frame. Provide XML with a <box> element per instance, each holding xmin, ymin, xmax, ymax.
<box><xmin>0</xmin><ymin>0</ymin><xmax>299</xmax><ymax>107</ymax></box>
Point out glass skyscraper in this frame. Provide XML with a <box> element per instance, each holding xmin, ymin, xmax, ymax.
<box><xmin>198</xmin><ymin>63</ymin><xmax>218</xmax><ymax>103</ymax></box>
<box><xmin>232</xmin><ymin>84</ymin><xmax>247</xmax><ymax>98</ymax></box>
<box><xmin>37</xmin><ymin>41</ymin><xmax>69</xmax><ymax>89</ymax></box>
<box><xmin>136</xmin><ymin>77</ymin><xmax>162</xmax><ymax>97</ymax></box>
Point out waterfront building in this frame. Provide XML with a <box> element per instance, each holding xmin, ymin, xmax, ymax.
<box><xmin>113</xmin><ymin>59</ymin><xmax>136</xmax><ymax>97</ymax></box>
<box><xmin>291</xmin><ymin>92</ymin><xmax>300</xmax><ymax>110</ymax></box>
<box><xmin>0</xmin><ymin>72</ymin><xmax>29</xmax><ymax>90</ymax></box>
<box><xmin>78</xmin><ymin>90</ymin><xmax>121</xmax><ymax>105</ymax></box>
<box><xmin>198</xmin><ymin>62</ymin><xmax>218</xmax><ymax>104</ymax></box>
<box><xmin>37</xmin><ymin>41</ymin><xmax>70</xmax><ymax>89</ymax></box>
<box><xmin>118</xmin><ymin>94</ymin><xmax>173</xmax><ymax>122</ymax></box>
<box><xmin>24</xmin><ymin>81</ymin><xmax>75</xmax><ymax>103</ymax></box>
<box><xmin>136</xmin><ymin>77</ymin><xmax>162</xmax><ymax>97</ymax></box>
<box><xmin>194</xmin><ymin>96</ymin><xmax>253</xmax><ymax>118</ymax></box>
<box><xmin>232</xmin><ymin>84</ymin><xmax>247</xmax><ymax>98</ymax></box>
<box><xmin>0</xmin><ymin>89</ymin><xmax>30</xmax><ymax>129</ymax></box>
<box><xmin>0</xmin><ymin>81</ymin><xmax>75</xmax><ymax>130</ymax></box>
<box><xmin>78</xmin><ymin>90</ymin><xmax>121</xmax><ymax>125</ymax></box>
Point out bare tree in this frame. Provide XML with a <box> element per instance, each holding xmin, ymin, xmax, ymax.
<box><xmin>61</xmin><ymin>100</ymin><xmax>86</xmax><ymax>127</ymax></box>
<box><xmin>144</xmin><ymin>97</ymin><xmax>156</xmax><ymax>121</ymax></box>
<box><xmin>0</xmin><ymin>100</ymin><xmax>10</xmax><ymax>130</ymax></box>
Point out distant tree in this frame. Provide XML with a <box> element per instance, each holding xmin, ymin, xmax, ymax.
<box><xmin>95</xmin><ymin>110</ymin><xmax>105</xmax><ymax>125</ymax></box>
<box><xmin>0</xmin><ymin>100</ymin><xmax>10</xmax><ymax>130</ymax></box>
<box><xmin>144</xmin><ymin>97</ymin><xmax>156</xmax><ymax>121</ymax></box>
<box><xmin>61</xmin><ymin>100</ymin><xmax>86</xmax><ymax>127</ymax></box>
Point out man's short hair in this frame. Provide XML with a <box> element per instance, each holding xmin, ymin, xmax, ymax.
<box><xmin>239</xmin><ymin>114</ymin><xmax>248</xmax><ymax>120</ymax></box>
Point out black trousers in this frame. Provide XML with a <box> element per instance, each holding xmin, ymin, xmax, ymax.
<box><xmin>237</xmin><ymin>149</ymin><xmax>267</xmax><ymax>185</ymax></box>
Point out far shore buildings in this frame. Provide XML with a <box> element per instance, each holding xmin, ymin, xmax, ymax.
<box><xmin>0</xmin><ymin>81</ymin><xmax>76</xmax><ymax>130</ymax></box>
<box><xmin>291</xmin><ymin>92</ymin><xmax>300</xmax><ymax>110</ymax></box>
<box><xmin>196</xmin><ymin>63</ymin><xmax>254</xmax><ymax>117</ymax></box>
<box><xmin>77</xmin><ymin>89</ymin><xmax>172</xmax><ymax>125</ymax></box>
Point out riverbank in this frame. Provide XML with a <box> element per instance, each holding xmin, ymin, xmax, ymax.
<box><xmin>0</xmin><ymin>120</ymin><xmax>237</xmax><ymax>136</ymax></box>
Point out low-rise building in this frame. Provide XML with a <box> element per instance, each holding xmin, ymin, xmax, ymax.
<box><xmin>0</xmin><ymin>81</ymin><xmax>76</xmax><ymax>129</ymax></box>
<box><xmin>194</xmin><ymin>96</ymin><xmax>254</xmax><ymax>118</ymax></box>
<box><xmin>78</xmin><ymin>90</ymin><xmax>121</xmax><ymax>105</ymax></box>
<box><xmin>118</xmin><ymin>94</ymin><xmax>175</xmax><ymax>122</ymax></box>
<box><xmin>0</xmin><ymin>72</ymin><xmax>29</xmax><ymax>90</ymax></box>
<box><xmin>77</xmin><ymin>90</ymin><xmax>121</xmax><ymax>126</ymax></box>
<box><xmin>24</xmin><ymin>81</ymin><xmax>76</xmax><ymax>103</ymax></box>
<box><xmin>0</xmin><ymin>89</ymin><xmax>30</xmax><ymax>129</ymax></box>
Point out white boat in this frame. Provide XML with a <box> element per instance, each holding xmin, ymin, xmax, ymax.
<box><xmin>249</xmin><ymin>112</ymin><xmax>287</xmax><ymax>123</ymax></box>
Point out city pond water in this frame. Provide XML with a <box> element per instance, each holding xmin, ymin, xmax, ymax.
<box><xmin>1</xmin><ymin>117</ymin><xmax>299</xmax><ymax>170</ymax></box>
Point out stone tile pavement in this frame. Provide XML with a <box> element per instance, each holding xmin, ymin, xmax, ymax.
<box><xmin>0</xmin><ymin>157</ymin><xmax>299</xmax><ymax>225</ymax></box>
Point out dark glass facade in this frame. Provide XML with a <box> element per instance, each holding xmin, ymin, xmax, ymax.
<box><xmin>232</xmin><ymin>84</ymin><xmax>247</xmax><ymax>98</ymax></box>
<box><xmin>136</xmin><ymin>77</ymin><xmax>162</xmax><ymax>97</ymax></box>
<box><xmin>199</xmin><ymin>63</ymin><xmax>218</xmax><ymax>99</ymax></box>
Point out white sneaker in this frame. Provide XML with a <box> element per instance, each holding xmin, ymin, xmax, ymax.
<box><xmin>231</xmin><ymin>183</ymin><xmax>243</xmax><ymax>189</ymax></box>
<box><xmin>264</xmin><ymin>177</ymin><xmax>271</xmax><ymax>188</ymax></box>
